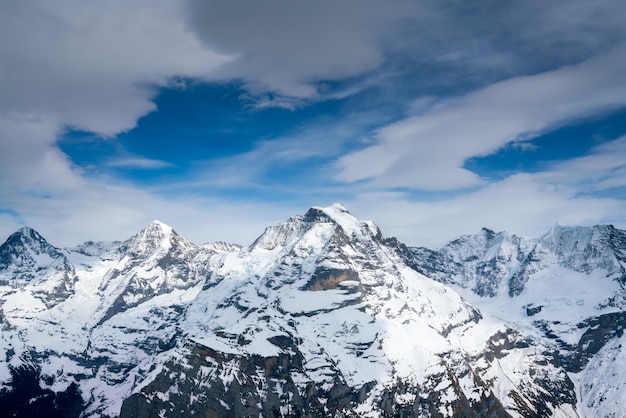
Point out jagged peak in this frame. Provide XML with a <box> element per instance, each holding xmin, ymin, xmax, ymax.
<box><xmin>480</xmin><ymin>227</ymin><xmax>496</xmax><ymax>235</ymax></box>
<box><xmin>544</xmin><ymin>221</ymin><xmax>567</xmax><ymax>235</ymax></box>
<box><xmin>15</xmin><ymin>225</ymin><xmax>38</xmax><ymax>235</ymax></box>
<box><xmin>120</xmin><ymin>220</ymin><xmax>190</xmax><ymax>256</ymax></box>
<box><xmin>541</xmin><ymin>221</ymin><xmax>609</xmax><ymax>239</ymax></box>
<box><xmin>306</xmin><ymin>203</ymin><xmax>376</xmax><ymax>238</ymax></box>
<box><xmin>9</xmin><ymin>226</ymin><xmax>47</xmax><ymax>241</ymax></box>
<box><xmin>0</xmin><ymin>226</ymin><xmax>71</xmax><ymax>274</ymax></box>
<box><xmin>1</xmin><ymin>226</ymin><xmax>57</xmax><ymax>253</ymax></box>
<box><xmin>248</xmin><ymin>215</ymin><xmax>309</xmax><ymax>252</ymax></box>
<box><xmin>144</xmin><ymin>219</ymin><xmax>174</xmax><ymax>234</ymax></box>
<box><xmin>308</xmin><ymin>202</ymin><xmax>351</xmax><ymax>220</ymax></box>
<box><xmin>543</xmin><ymin>223</ymin><xmax>621</xmax><ymax>238</ymax></box>
<box><xmin>249</xmin><ymin>204</ymin><xmax>381</xmax><ymax>252</ymax></box>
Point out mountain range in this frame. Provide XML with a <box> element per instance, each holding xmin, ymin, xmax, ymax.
<box><xmin>0</xmin><ymin>203</ymin><xmax>624</xmax><ymax>417</ymax></box>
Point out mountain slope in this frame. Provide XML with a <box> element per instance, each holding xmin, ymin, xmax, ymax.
<box><xmin>409</xmin><ymin>223</ymin><xmax>626</xmax><ymax>417</ymax></box>
<box><xmin>116</xmin><ymin>205</ymin><xmax>577</xmax><ymax>417</ymax></box>
<box><xmin>0</xmin><ymin>221</ymin><xmax>238</xmax><ymax>417</ymax></box>
<box><xmin>0</xmin><ymin>206</ymin><xmax>623</xmax><ymax>417</ymax></box>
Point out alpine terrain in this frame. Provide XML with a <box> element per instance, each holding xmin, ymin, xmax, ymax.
<box><xmin>0</xmin><ymin>204</ymin><xmax>623</xmax><ymax>417</ymax></box>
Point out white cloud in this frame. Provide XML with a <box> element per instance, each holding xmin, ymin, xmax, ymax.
<box><xmin>345</xmin><ymin>135</ymin><xmax>626</xmax><ymax>248</ymax></box>
<box><xmin>536</xmin><ymin>135</ymin><xmax>626</xmax><ymax>191</ymax></box>
<box><xmin>184</xmin><ymin>0</ymin><xmax>626</xmax><ymax>105</ymax></box>
<box><xmin>0</xmin><ymin>115</ymin><xmax>86</xmax><ymax>195</ymax></box>
<box><xmin>346</xmin><ymin>176</ymin><xmax>625</xmax><ymax>248</ymax></box>
<box><xmin>335</xmin><ymin>43</ymin><xmax>626</xmax><ymax>191</ymax></box>
<box><xmin>0</xmin><ymin>0</ymin><xmax>237</xmax><ymax>245</ymax></box>
<box><xmin>0</xmin><ymin>0</ymin><xmax>230</xmax><ymax>136</ymax></box>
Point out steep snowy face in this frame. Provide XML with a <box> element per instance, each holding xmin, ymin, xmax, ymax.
<box><xmin>0</xmin><ymin>227</ymin><xmax>76</xmax><ymax>306</ymax></box>
<box><xmin>411</xmin><ymin>223</ymin><xmax>626</xmax><ymax>418</ymax></box>
<box><xmin>93</xmin><ymin>220</ymin><xmax>237</xmax><ymax>324</ymax></box>
<box><xmin>522</xmin><ymin>224</ymin><xmax>626</xmax><ymax>282</ymax></box>
<box><xmin>411</xmin><ymin>224</ymin><xmax>626</xmax><ymax>301</ymax></box>
<box><xmin>0</xmin><ymin>227</ymin><xmax>73</xmax><ymax>278</ymax></box>
<box><xmin>409</xmin><ymin>228</ymin><xmax>533</xmax><ymax>297</ymax></box>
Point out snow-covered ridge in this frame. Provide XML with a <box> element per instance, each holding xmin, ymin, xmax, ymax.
<box><xmin>0</xmin><ymin>206</ymin><xmax>624</xmax><ymax>417</ymax></box>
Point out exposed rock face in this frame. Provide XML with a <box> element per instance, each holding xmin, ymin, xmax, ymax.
<box><xmin>0</xmin><ymin>206</ymin><xmax>623</xmax><ymax>417</ymax></box>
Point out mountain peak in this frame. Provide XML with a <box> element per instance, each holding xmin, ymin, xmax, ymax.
<box><xmin>0</xmin><ymin>226</ymin><xmax>69</xmax><ymax>276</ymax></box>
<box><xmin>306</xmin><ymin>203</ymin><xmax>372</xmax><ymax>238</ymax></box>
<box><xmin>120</xmin><ymin>220</ymin><xmax>188</xmax><ymax>256</ymax></box>
<box><xmin>15</xmin><ymin>225</ymin><xmax>37</xmax><ymax>235</ymax></box>
<box><xmin>249</xmin><ymin>204</ymin><xmax>380</xmax><ymax>252</ymax></box>
<box><xmin>310</xmin><ymin>202</ymin><xmax>350</xmax><ymax>216</ymax></box>
<box><xmin>11</xmin><ymin>226</ymin><xmax>47</xmax><ymax>243</ymax></box>
<box><xmin>1</xmin><ymin>226</ymin><xmax>56</xmax><ymax>255</ymax></box>
<box><xmin>145</xmin><ymin>219</ymin><xmax>173</xmax><ymax>232</ymax></box>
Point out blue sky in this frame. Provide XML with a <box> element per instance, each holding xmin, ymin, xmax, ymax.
<box><xmin>1</xmin><ymin>0</ymin><xmax>626</xmax><ymax>247</ymax></box>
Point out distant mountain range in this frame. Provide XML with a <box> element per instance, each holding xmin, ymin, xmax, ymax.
<box><xmin>0</xmin><ymin>204</ymin><xmax>624</xmax><ymax>417</ymax></box>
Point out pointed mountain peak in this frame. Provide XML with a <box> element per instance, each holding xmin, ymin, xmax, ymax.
<box><xmin>541</xmin><ymin>222</ymin><xmax>580</xmax><ymax>242</ymax></box>
<box><xmin>547</xmin><ymin>221</ymin><xmax>566</xmax><ymax>232</ymax></box>
<box><xmin>1</xmin><ymin>226</ymin><xmax>56</xmax><ymax>253</ymax></box>
<box><xmin>308</xmin><ymin>202</ymin><xmax>350</xmax><ymax>218</ymax></box>
<box><xmin>539</xmin><ymin>222</ymin><xmax>600</xmax><ymax>253</ymax></box>
<box><xmin>479</xmin><ymin>227</ymin><xmax>497</xmax><ymax>241</ymax></box>
<box><xmin>250</xmin><ymin>204</ymin><xmax>381</xmax><ymax>252</ymax></box>
<box><xmin>0</xmin><ymin>226</ymin><xmax>67</xmax><ymax>271</ymax></box>
<box><xmin>15</xmin><ymin>225</ymin><xmax>38</xmax><ymax>235</ymax></box>
<box><xmin>11</xmin><ymin>226</ymin><xmax>47</xmax><ymax>241</ymax></box>
<box><xmin>479</xmin><ymin>227</ymin><xmax>519</xmax><ymax>244</ymax></box>
<box><xmin>305</xmin><ymin>203</ymin><xmax>369</xmax><ymax>238</ymax></box>
<box><xmin>142</xmin><ymin>220</ymin><xmax>174</xmax><ymax>236</ymax></box>
<box><xmin>120</xmin><ymin>220</ymin><xmax>190</xmax><ymax>256</ymax></box>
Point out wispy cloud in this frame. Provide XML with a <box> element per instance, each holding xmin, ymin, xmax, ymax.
<box><xmin>536</xmin><ymin>135</ymin><xmax>626</xmax><ymax>192</ymax></box>
<box><xmin>335</xmin><ymin>43</ymin><xmax>626</xmax><ymax>190</ymax></box>
<box><xmin>106</xmin><ymin>157</ymin><xmax>173</xmax><ymax>170</ymax></box>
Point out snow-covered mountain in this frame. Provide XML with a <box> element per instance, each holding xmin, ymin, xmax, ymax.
<box><xmin>408</xmin><ymin>224</ymin><xmax>626</xmax><ymax>416</ymax></box>
<box><xmin>0</xmin><ymin>205</ymin><xmax>623</xmax><ymax>417</ymax></box>
<box><xmin>0</xmin><ymin>226</ymin><xmax>76</xmax><ymax>307</ymax></box>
